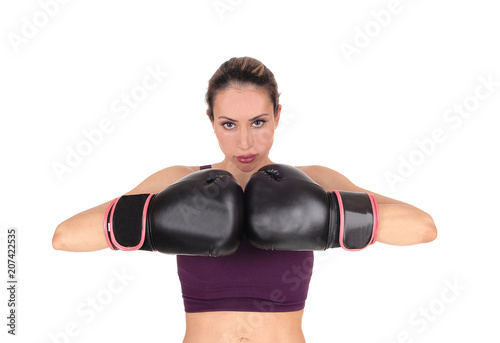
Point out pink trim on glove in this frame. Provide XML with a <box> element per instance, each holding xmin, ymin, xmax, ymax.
<box><xmin>368</xmin><ymin>194</ymin><xmax>379</xmax><ymax>245</ymax></box>
<box><xmin>103</xmin><ymin>198</ymin><xmax>119</xmax><ymax>250</ymax></box>
<box><xmin>332</xmin><ymin>191</ymin><xmax>346</xmax><ymax>250</ymax></box>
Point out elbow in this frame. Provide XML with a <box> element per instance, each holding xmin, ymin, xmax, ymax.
<box><xmin>419</xmin><ymin>212</ymin><xmax>438</xmax><ymax>243</ymax></box>
<box><xmin>52</xmin><ymin>223</ymin><xmax>69</xmax><ymax>251</ymax></box>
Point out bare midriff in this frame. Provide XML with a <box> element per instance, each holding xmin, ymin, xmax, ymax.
<box><xmin>182</xmin><ymin>310</ymin><xmax>306</xmax><ymax>343</ymax></box>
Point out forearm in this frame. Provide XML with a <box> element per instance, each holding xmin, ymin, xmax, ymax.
<box><xmin>376</xmin><ymin>203</ymin><xmax>437</xmax><ymax>246</ymax></box>
<box><xmin>52</xmin><ymin>202</ymin><xmax>110</xmax><ymax>252</ymax></box>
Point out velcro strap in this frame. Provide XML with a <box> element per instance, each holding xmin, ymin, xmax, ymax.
<box><xmin>333</xmin><ymin>191</ymin><xmax>378</xmax><ymax>251</ymax></box>
<box><xmin>108</xmin><ymin>194</ymin><xmax>154</xmax><ymax>251</ymax></box>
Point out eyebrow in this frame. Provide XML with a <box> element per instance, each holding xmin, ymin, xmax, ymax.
<box><xmin>217</xmin><ymin>113</ymin><xmax>270</xmax><ymax>122</ymax></box>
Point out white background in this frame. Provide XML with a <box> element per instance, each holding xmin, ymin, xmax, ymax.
<box><xmin>1</xmin><ymin>0</ymin><xmax>499</xmax><ymax>342</ymax></box>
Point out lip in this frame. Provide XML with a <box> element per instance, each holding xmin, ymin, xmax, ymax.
<box><xmin>236</xmin><ymin>154</ymin><xmax>256</xmax><ymax>164</ymax></box>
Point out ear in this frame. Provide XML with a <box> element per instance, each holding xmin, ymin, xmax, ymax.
<box><xmin>274</xmin><ymin>105</ymin><xmax>282</xmax><ymax>129</ymax></box>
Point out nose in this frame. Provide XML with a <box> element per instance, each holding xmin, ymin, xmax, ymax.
<box><xmin>238</xmin><ymin>127</ymin><xmax>253</xmax><ymax>150</ymax></box>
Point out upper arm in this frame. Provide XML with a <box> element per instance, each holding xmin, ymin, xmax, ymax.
<box><xmin>299</xmin><ymin>165</ymin><xmax>437</xmax><ymax>244</ymax></box>
<box><xmin>124</xmin><ymin>165</ymin><xmax>197</xmax><ymax>195</ymax></box>
<box><xmin>53</xmin><ymin>165</ymin><xmax>197</xmax><ymax>251</ymax></box>
<box><xmin>88</xmin><ymin>165</ymin><xmax>195</xmax><ymax>210</ymax></box>
<box><xmin>298</xmin><ymin>165</ymin><xmax>407</xmax><ymax>205</ymax></box>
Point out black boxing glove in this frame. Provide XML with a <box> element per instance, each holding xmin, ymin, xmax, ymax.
<box><xmin>245</xmin><ymin>164</ymin><xmax>379</xmax><ymax>251</ymax></box>
<box><xmin>104</xmin><ymin>169</ymin><xmax>244</xmax><ymax>256</ymax></box>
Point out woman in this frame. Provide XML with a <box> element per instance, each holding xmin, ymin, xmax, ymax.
<box><xmin>53</xmin><ymin>56</ymin><xmax>437</xmax><ymax>342</ymax></box>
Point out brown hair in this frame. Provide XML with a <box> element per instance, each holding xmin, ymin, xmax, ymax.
<box><xmin>205</xmin><ymin>57</ymin><xmax>281</xmax><ymax>122</ymax></box>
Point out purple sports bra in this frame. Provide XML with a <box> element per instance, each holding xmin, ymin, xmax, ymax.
<box><xmin>176</xmin><ymin>164</ymin><xmax>314</xmax><ymax>313</ymax></box>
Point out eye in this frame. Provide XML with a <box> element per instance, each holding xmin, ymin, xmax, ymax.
<box><xmin>253</xmin><ymin>119</ymin><xmax>267</xmax><ymax>127</ymax></box>
<box><xmin>222</xmin><ymin>122</ymin><xmax>235</xmax><ymax>129</ymax></box>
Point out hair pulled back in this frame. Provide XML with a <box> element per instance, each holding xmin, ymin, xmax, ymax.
<box><xmin>205</xmin><ymin>57</ymin><xmax>281</xmax><ymax>121</ymax></box>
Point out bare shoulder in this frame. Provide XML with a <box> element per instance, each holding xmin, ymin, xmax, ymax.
<box><xmin>296</xmin><ymin>165</ymin><xmax>407</xmax><ymax>204</ymax></box>
<box><xmin>125</xmin><ymin>165</ymin><xmax>200</xmax><ymax>195</ymax></box>
<box><xmin>295</xmin><ymin>165</ymin><xmax>358</xmax><ymax>191</ymax></box>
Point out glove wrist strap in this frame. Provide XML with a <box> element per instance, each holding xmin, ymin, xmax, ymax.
<box><xmin>104</xmin><ymin>194</ymin><xmax>155</xmax><ymax>251</ymax></box>
<box><xmin>330</xmin><ymin>191</ymin><xmax>379</xmax><ymax>251</ymax></box>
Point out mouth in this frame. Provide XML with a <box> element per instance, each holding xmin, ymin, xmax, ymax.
<box><xmin>236</xmin><ymin>154</ymin><xmax>257</xmax><ymax>164</ymax></box>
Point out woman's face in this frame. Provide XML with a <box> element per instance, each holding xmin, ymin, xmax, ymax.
<box><xmin>210</xmin><ymin>85</ymin><xmax>281</xmax><ymax>173</ymax></box>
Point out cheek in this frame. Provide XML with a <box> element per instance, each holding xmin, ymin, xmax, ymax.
<box><xmin>216</xmin><ymin>132</ymin><xmax>236</xmax><ymax>152</ymax></box>
<box><xmin>254</xmin><ymin>128</ymin><xmax>275</xmax><ymax>148</ymax></box>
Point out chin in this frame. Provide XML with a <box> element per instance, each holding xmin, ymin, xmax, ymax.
<box><xmin>233</xmin><ymin>158</ymin><xmax>258</xmax><ymax>172</ymax></box>
<box><xmin>237</xmin><ymin>163</ymin><xmax>257</xmax><ymax>173</ymax></box>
